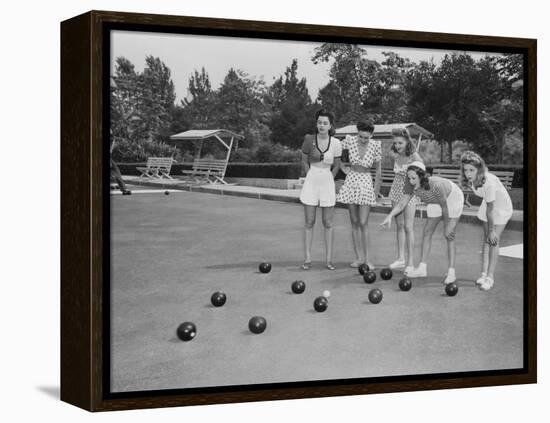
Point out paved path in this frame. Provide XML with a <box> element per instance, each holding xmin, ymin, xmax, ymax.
<box><xmin>118</xmin><ymin>175</ymin><xmax>524</xmax><ymax>230</ymax></box>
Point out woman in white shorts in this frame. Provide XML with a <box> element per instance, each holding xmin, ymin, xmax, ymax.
<box><xmin>460</xmin><ymin>151</ymin><xmax>514</xmax><ymax>291</ymax></box>
<box><xmin>381</xmin><ymin>162</ymin><xmax>464</xmax><ymax>284</ymax></box>
<box><xmin>299</xmin><ymin>109</ymin><xmax>342</xmax><ymax>270</ymax></box>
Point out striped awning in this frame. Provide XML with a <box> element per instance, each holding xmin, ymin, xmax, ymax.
<box><xmin>170</xmin><ymin>129</ymin><xmax>244</xmax><ymax>141</ymax></box>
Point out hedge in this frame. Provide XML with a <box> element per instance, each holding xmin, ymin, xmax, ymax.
<box><xmin>117</xmin><ymin>162</ymin><xmax>524</xmax><ymax>188</ymax></box>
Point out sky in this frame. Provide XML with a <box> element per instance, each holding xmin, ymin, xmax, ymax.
<box><xmin>111</xmin><ymin>30</ymin><xmax>500</xmax><ymax>103</ymax></box>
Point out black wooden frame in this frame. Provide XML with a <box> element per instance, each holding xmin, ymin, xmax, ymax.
<box><xmin>61</xmin><ymin>10</ymin><xmax>537</xmax><ymax>412</ymax></box>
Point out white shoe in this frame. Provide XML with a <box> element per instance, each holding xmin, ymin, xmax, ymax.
<box><xmin>476</xmin><ymin>273</ymin><xmax>487</xmax><ymax>285</ymax></box>
<box><xmin>443</xmin><ymin>269</ymin><xmax>456</xmax><ymax>284</ymax></box>
<box><xmin>389</xmin><ymin>259</ymin><xmax>406</xmax><ymax>269</ymax></box>
<box><xmin>406</xmin><ymin>265</ymin><xmax>427</xmax><ymax>278</ymax></box>
<box><xmin>404</xmin><ymin>266</ymin><xmax>415</xmax><ymax>276</ymax></box>
<box><xmin>479</xmin><ymin>276</ymin><xmax>494</xmax><ymax>291</ymax></box>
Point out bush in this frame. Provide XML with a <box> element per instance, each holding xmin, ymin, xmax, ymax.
<box><xmin>226</xmin><ymin>162</ymin><xmax>302</xmax><ymax>178</ymax></box>
<box><xmin>229</xmin><ymin>148</ymin><xmax>255</xmax><ymax>163</ymax></box>
<box><xmin>416</xmin><ymin>138</ymin><xmax>525</xmax><ymax>166</ymax></box>
<box><xmin>255</xmin><ymin>143</ymin><xmax>274</xmax><ymax>163</ymax></box>
<box><xmin>451</xmin><ymin>141</ymin><xmax>471</xmax><ymax>163</ymax></box>
<box><xmin>229</xmin><ymin>143</ymin><xmax>301</xmax><ymax>163</ymax></box>
<box><xmin>503</xmin><ymin>131</ymin><xmax>524</xmax><ymax>165</ymax></box>
<box><xmin>278</xmin><ymin>147</ymin><xmax>302</xmax><ymax>162</ymax></box>
<box><xmin>242</xmin><ymin>121</ymin><xmax>272</xmax><ymax>150</ymax></box>
<box><xmin>112</xmin><ymin>137</ymin><xmax>176</xmax><ymax>162</ymax></box>
<box><xmin>181</xmin><ymin>150</ymin><xmax>195</xmax><ymax>163</ymax></box>
<box><xmin>253</xmin><ymin>142</ymin><xmax>301</xmax><ymax>163</ymax></box>
<box><xmin>419</xmin><ymin>140</ymin><xmax>441</xmax><ymax>164</ymax></box>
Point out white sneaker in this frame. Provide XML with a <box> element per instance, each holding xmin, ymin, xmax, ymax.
<box><xmin>443</xmin><ymin>269</ymin><xmax>456</xmax><ymax>284</ymax></box>
<box><xmin>479</xmin><ymin>276</ymin><xmax>494</xmax><ymax>291</ymax></box>
<box><xmin>404</xmin><ymin>266</ymin><xmax>415</xmax><ymax>276</ymax></box>
<box><xmin>389</xmin><ymin>259</ymin><xmax>406</xmax><ymax>269</ymax></box>
<box><xmin>406</xmin><ymin>264</ymin><xmax>427</xmax><ymax>278</ymax></box>
<box><xmin>476</xmin><ymin>273</ymin><xmax>487</xmax><ymax>285</ymax></box>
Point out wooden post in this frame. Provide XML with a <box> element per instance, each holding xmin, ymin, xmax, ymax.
<box><xmin>416</xmin><ymin>134</ymin><xmax>423</xmax><ymax>153</ymax></box>
<box><xmin>226</xmin><ymin>136</ymin><xmax>234</xmax><ymax>163</ymax></box>
<box><xmin>197</xmin><ymin>139</ymin><xmax>204</xmax><ymax>159</ymax></box>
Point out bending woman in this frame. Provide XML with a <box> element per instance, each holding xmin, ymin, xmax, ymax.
<box><xmin>381</xmin><ymin>162</ymin><xmax>464</xmax><ymax>284</ymax></box>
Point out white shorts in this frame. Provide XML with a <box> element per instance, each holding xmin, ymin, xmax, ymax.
<box><xmin>300</xmin><ymin>166</ymin><xmax>336</xmax><ymax>207</ymax></box>
<box><xmin>477</xmin><ymin>200</ymin><xmax>513</xmax><ymax>225</ymax></box>
<box><xmin>426</xmin><ymin>183</ymin><xmax>464</xmax><ymax>219</ymax></box>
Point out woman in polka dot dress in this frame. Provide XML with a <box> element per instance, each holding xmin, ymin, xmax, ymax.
<box><xmin>337</xmin><ymin>121</ymin><xmax>382</xmax><ymax>269</ymax></box>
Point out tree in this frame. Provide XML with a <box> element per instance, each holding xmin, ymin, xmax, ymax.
<box><xmin>139</xmin><ymin>55</ymin><xmax>177</xmax><ymax>142</ymax></box>
<box><xmin>495</xmin><ymin>53</ymin><xmax>524</xmax><ymax>83</ymax></box>
<box><xmin>312</xmin><ymin>44</ymin><xmax>367</xmax><ymax>123</ymax></box>
<box><xmin>266</xmin><ymin>59</ymin><xmax>314</xmax><ymax>149</ymax></box>
<box><xmin>110</xmin><ymin>57</ymin><xmax>141</xmax><ymax>143</ymax></box>
<box><xmin>360</xmin><ymin>52</ymin><xmax>414</xmax><ymax>123</ymax></box>
<box><xmin>477</xmin><ymin>55</ymin><xmax>524</xmax><ymax>163</ymax></box>
<box><xmin>181</xmin><ymin>67</ymin><xmax>216</xmax><ymax>129</ymax></box>
<box><xmin>215</xmin><ymin>68</ymin><xmax>267</xmax><ymax>149</ymax></box>
<box><xmin>407</xmin><ymin>54</ymin><xmax>488</xmax><ymax>162</ymax></box>
<box><xmin>110</xmin><ymin>56</ymin><xmax>177</xmax><ymax>162</ymax></box>
<box><xmin>312</xmin><ymin>45</ymin><xmax>413</xmax><ymax>126</ymax></box>
<box><xmin>406</xmin><ymin>53</ymin><xmax>523</xmax><ymax>163</ymax></box>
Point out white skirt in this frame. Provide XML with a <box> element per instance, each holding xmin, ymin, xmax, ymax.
<box><xmin>426</xmin><ymin>183</ymin><xmax>464</xmax><ymax>219</ymax></box>
<box><xmin>300</xmin><ymin>166</ymin><xmax>336</xmax><ymax>207</ymax></box>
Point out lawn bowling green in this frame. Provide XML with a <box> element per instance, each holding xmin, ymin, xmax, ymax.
<box><xmin>110</xmin><ymin>188</ymin><xmax>524</xmax><ymax>393</ymax></box>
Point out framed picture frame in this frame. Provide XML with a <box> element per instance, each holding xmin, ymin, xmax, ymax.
<box><xmin>61</xmin><ymin>10</ymin><xmax>536</xmax><ymax>412</ymax></box>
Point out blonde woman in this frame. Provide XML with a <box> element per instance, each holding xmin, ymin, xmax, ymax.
<box><xmin>460</xmin><ymin>151</ymin><xmax>513</xmax><ymax>290</ymax></box>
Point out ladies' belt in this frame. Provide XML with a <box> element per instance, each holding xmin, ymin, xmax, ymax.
<box><xmin>350</xmin><ymin>165</ymin><xmax>370</xmax><ymax>173</ymax></box>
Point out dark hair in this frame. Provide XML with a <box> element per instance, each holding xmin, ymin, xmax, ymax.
<box><xmin>407</xmin><ymin>165</ymin><xmax>430</xmax><ymax>190</ymax></box>
<box><xmin>391</xmin><ymin>127</ymin><xmax>415</xmax><ymax>156</ymax></box>
<box><xmin>356</xmin><ymin>120</ymin><xmax>375</xmax><ymax>133</ymax></box>
<box><xmin>315</xmin><ymin>109</ymin><xmax>335</xmax><ymax>136</ymax></box>
<box><xmin>459</xmin><ymin>150</ymin><xmax>487</xmax><ymax>189</ymax></box>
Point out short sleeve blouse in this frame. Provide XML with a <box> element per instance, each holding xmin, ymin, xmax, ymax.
<box><xmin>301</xmin><ymin>134</ymin><xmax>341</xmax><ymax>164</ymax></box>
<box><xmin>472</xmin><ymin>172</ymin><xmax>500</xmax><ymax>202</ymax></box>
<box><xmin>342</xmin><ymin>135</ymin><xmax>382</xmax><ymax>167</ymax></box>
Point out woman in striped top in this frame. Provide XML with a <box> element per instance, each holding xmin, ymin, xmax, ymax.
<box><xmin>381</xmin><ymin>162</ymin><xmax>464</xmax><ymax>284</ymax></box>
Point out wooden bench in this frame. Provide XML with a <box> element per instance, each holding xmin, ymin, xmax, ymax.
<box><xmin>136</xmin><ymin>157</ymin><xmax>175</xmax><ymax>179</ymax></box>
<box><xmin>432</xmin><ymin>168</ymin><xmax>514</xmax><ymax>207</ymax></box>
<box><xmin>380</xmin><ymin>168</ymin><xmax>395</xmax><ymax>188</ymax></box>
<box><xmin>376</xmin><ymin>168</ymin><xmax>395</xmax><ymax>206</ymax></box>
<box><xmin>181</xmin><ymin>158</ymin><xmax>229</xmax><ymax>184</ymax></box>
